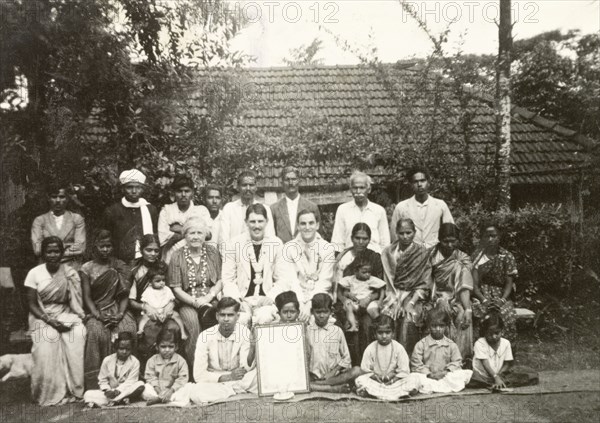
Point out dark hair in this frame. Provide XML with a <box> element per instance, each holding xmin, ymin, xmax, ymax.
<box><xmin>115</xmin><ymin>331</ymin><xmax>135</xmax><ymax>346</ymax></box>
<box><xmin>439</xmin><ymin>223</ymin><xmax>460</xmax><ymax>240</ymax></box>
<box><xmin>353</xmin><ymin>254</ymin><xmax>373</xmax><ymax>272</ymax></box>
<box><xmin>203</xmin><ymin>184</ymin><xmax>223</xmax><ymax>197</ymax></box>
<box><xmin>171</xmin><ymin>174</ymin><xmax>195</xmax><ymax>191</ymax></box>
<box><xmin>351</xmin><ymin>222</ymin><xmax>371</xmax><ymax>239</ymax></box>
<box><xmin>480</xmin><ymin>311</ymin><xmax>504</xmax><ymax>335</ymax></box>
<box><xmin>311</xmin><ymin>293</ymin><xmax>333</xmax><ymax>310</ymax></box>
<box><xmin>406</xmin><ymin>166</ymin><xmax>430</xmax><ymax>182</ymax></box>
<box><xmin>281</xmin><ymin>165</ymin><xmax>299</xmax><ymax>180</ymax></box>
<box><xmin>216</xmin><ymin>297</ymin><xmax>241</xmax><ymax>312</ymax></box>
<box><xmin>47</xmin><ymin>182</ymin><xmax>69</xmax><ymax>196</ymax></box>
<box><xmin>41</xmin><ymin>236</ymin><xmax>65</xmax><ymax>256</ymax></box>
<box><xmin>275</xmin><ymin>290</ymin><xmax>299</xmax><ymax>312</ymax></box>
<box><xmin>479</xmin><ymin>220</ymin><xmax>501</xmax><ymax>235</ymax></box>
<box><xmin>426</xmin><ymin>307</ymin><xmax>450</xmax><ymax>327</ymax></box>
<box><xmin>146</xmin><ymin>262</ymin><xmax>168</xmax><ymax>280</ymax></box>
<box><xmin>245</xmin><ymin>203</ymin><xmax>268</xmax><ymax>220</ymax></box>
<box><xmin>140</xmin><ymin>234</ymin><xmax>160</xmax><ymax>251</ymax></box>
<box><xmin>156</xmin><ymin>327</ymin><xmax>180</xmax><ymax>345</ymax></box>
<box><xmin>237</xmin><ymin>170</ymin><xmax>257</xmax><ymax>185</ymax></box>
<box><xmin>94</xmin><ymin>229</ymin><xmax>112</xmax><ymax>244</ymax></box>
<box><xmin>396</xmin><ymin>218</ymin><xmax>416</xmax><ymax>233</ymax></box>
<box><xmin>297</xmin><ymin>208</ymin><xmax>319</xmax><ymax>223</ymax></box>
<box><xmin>373</xmin><ymin>314</ymin><xmax>395</xmax><ymax>332</ymax></box>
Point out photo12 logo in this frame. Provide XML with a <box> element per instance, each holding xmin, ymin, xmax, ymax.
<box><xmin>400</xmin><ymin>1</ymin><xmax>539</xmax><ymax>24</ymax></box>
<box><xmin>228</xmin><ymin>1</ymin><xmax>340</xmax><ymax>24</ymax></box>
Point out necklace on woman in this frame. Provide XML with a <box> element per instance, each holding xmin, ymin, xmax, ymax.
<box><xmin>184</xmin><ymin>245</ymin><xmax>209</xmax><ymax>298</ymax></box>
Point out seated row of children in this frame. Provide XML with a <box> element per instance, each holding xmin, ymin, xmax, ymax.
<box><xmin>83</xmin><ymin>290</ymin><xmax>537</xmax><ymax>407</ymax></box>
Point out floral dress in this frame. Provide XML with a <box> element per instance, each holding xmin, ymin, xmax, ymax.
<box><xmin>472</xmin><ymin>248</ymin><xmax>518</xmax><ymax>341</ymax></box>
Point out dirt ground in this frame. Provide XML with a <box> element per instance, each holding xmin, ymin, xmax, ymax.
<box><xmin>1</xmin><ymin>376</ymin><xmax>599</xmax><ymax>423</ymax></box>
<box><xmin>1</xmin><ymin>391</ymin><xmax>599</xmax><ymax>423</ymax></box>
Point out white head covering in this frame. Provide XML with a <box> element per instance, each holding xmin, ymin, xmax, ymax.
<box><xmin>119</xmin><ymin>169</ymin><xmax>146</xmax><ymax>185</ymax></box>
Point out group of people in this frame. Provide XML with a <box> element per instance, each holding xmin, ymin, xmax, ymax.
<box><xmin>24</xmin><ymin>165</ymin><xmax>537</xmax><ymax>406</ymax></box>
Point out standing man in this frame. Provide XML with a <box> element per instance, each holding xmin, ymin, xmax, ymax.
<box><xmin>102</xmin><ymin>169</ymin><xmax>159</xmax><ymax>264</ymax></box>
<box><xmin>220</xmin><ymin>170</ymin><xmax>275</xmax><ymax>244</ymax></box>
<box><xmin>331</xmin><ymin>171</ymin><xmax>390</xmax><ymax>253</ymax></box>
<box><xmin>390</xmin><ymin>167</ymin><xmax>454</xmax><ymax>248</ymax></box>
<box><xmin>204</xmin><ymin>184</ymin><xmax>224</xmax><ymax>246</ymax></box>
<box><xmin>270</xmin><ymin>166</ymin><xmax>321</xmax><ymax>244</ymax></box>
<box><xmin>158</xmin><ymin>174</ymin><xmax>211</xmax><ymax>262</ymax></box>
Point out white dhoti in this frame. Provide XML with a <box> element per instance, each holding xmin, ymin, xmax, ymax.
<box><xmin>355</xmin><ymin>373</ymin><xmax>422</xmax><ymax>401</ymax></box>
<box><xmin>413</xmin><ymin>370</ymin><xmax>472</xmax><ymax>394</ymax></box>
<box><xmin>83</xmin><ymin>380</ymin><xmax>144</xmax><ymax>406</ymax></box>
<box><xmin>186</xmin><ymin>369</ymin><xmax>258</xmax><ymax>404</ymax></box>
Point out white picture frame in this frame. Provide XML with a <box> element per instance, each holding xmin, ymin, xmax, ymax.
<box><xmin>254</xmin><ymin>322</ymin><xmax>310</xmax><ymax>396</ymax></box>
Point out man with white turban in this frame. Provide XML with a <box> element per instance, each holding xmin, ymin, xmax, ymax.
<box><xmin>102</xmin><ymin>169</ymin><xmax>159</xmax><ymax>263</ymax></box>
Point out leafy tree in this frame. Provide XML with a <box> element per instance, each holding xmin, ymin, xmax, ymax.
<box><xmin>283</xmin><ymin>38</ymin><xmax>324</xmax><ymax>67</ymax></box>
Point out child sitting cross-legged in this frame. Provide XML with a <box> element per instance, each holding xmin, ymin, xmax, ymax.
<box><xmin>138</xmin><ymin>263</ymin><xmax>187</xmax><ymax>340</ymax></box>
<box><xmin>355</xmin><ymin>315</ymin><xmax>422</xmax><ymax>400</ymax></box>
<box><xmin>409</xmin><ymin>308</ymin><xmax>473</xmax><ymax>393</ymax></box>
<box><xmin>468</xmin><ymin>312</ymin><xmax>538</xmax><ymax>390</ymax></box>
<box><xmin>83</xmin><ymin>332</ymin><xmax>145</xmax><ymax>407</ymax></box>
<box><xmin>142</xmin><ymin>327</ymin><xmax>189</xmax><ymax>406</ymax></box>
<box><xmin>338</xmin><ymin>257</ymin><xmax>386</xmax><ymax>332</ymax></box>
<box><xmin>307</xmin><ymin>294</ymin><xmax>363</xmax><ymax>393</ymax></box>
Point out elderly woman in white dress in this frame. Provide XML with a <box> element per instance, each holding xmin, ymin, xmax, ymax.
<box><xmin>221</xmin><ymin>203</ymin><xmax>297</xmax><ymax>326</ymax></box>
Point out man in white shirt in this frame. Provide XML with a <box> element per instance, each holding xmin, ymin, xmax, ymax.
<box><xmin>331</xmin><ymin>171</ymin><xmax>390</xmax><ymax>253</ymax></box>
<box><xmin>270</xmin><ymin>166</ymin><xmax>321</xmax><ymax>244</ymax></box>
<box><xmin>158</xmin><ymin>175</ymin><xmax>211</xmax><ymax>262</ymax></box>
<box><xmin>220</xmin><ymin>170</ymin><xmax>275</xmax><ymax>244</ymax></box>
<box><xmin>390</xmin><ymin>167</ymin><xmax>454</xmax><ymax>248</ymax></box>
<box><xmin>187</xmin><ymin>297</ymin><xmax>257</xmax><ymax>404</ymax></box>
<box><xmin>284</xmin><ymin>209</ymin><xmax>336</xmax><ymax>320</ymax></box>
<box><xmin>203</xmin><ymin>184</ymin><xmax>224</xmax><ymax>247</ymax></box>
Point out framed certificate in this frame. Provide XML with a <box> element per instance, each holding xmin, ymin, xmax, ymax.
<box><xmin>254</xmin><ymin>322</ymin><xmax>310</xmax><ymax>396</ymax></box>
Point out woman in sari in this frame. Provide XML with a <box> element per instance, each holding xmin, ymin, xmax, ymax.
<box><xmin>128</xmin><ymin>234</ymin><xmax>179</xmax><ymax>367</ymax></box>
<box><xmin>335</xmin><ymin>223</ymin><xmax>384</xmax><ymax>282</ymax></box>
<box><xmin>471</xmin><ymin>222</ymin><xmax>518</xmax><ymax>342</ymax></box>
<box><xmin>25</xmin><ymin>236</ymin><xmax>86</xmax><ymax>406</ymax></box>
<box><xmin>80</xmin><ymin>230</ymin><xmax>137</xmax><ymax>389</ymax></box>
<box><xmin>381</xmin><ymin>219</ymin><xmax>432</xmax><ymax>355</ymax></box>
<box><xmin>334</xmin><ymin>223</ymin><xmax>384</xmax><ymax>363</ymax></box>
<box><xmin>168</xmin><ymin>217</ymin><xmax>222</xmax><ymax>371</ymax></box>
<box><xmin>427</xmin><ymin>223</ymin><xmax>474</xmax><ymax>359</ymax></box>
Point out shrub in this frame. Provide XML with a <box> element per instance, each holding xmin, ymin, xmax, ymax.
<box><xmin>454</xmin><ymin>204</ymin><xmax>598</xmax><ymax>310</ymax></box>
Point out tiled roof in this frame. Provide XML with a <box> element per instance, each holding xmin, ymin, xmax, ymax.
<box><xmin>86</xmin><ymin>63</ymin><xmax>597</xmax><ymax>189</ymax></box>
<box><xmin>180</xmin><ymin>64</ymin><xmax>596</xmax><ymax>188</ymax></box>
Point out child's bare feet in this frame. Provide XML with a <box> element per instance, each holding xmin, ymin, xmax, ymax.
<box><xmin>181</xmin><ymin>332</ymin><xmax>188</xmax><ymax>341</ymax></box>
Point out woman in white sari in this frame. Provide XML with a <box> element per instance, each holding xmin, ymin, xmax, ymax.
<box><xmin>25</xmin><ymin>236</ymin><xmax>86</xmax><ymax>406</ymax></box>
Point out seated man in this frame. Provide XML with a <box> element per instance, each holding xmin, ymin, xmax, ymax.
<box><xmin>222</xmin><ymin>204</ymin><xmax>299</xmax><ymax>326</ymax></box>
<box><xmin>187</xmin><ymin>297</ymin><xmax>257</xmax><ymax>404</ymax></box>
<box><xmin>284</xmin><ymin>209</ymin><xmax>335</xmax><ymax>321</ymax></box>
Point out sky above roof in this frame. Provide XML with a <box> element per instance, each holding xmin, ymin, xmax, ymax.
<box><xmin>229</xmin><ymin>0</ymin><xmax>600</xmax><ymax>66</ymax></box>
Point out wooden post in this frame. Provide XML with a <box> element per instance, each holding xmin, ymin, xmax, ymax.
<box><xmin>495</xmin><ymin>0</ymin><xmax>513</xmax><ymax>211</ymax></box>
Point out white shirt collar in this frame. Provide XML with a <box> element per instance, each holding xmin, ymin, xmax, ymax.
<box><xmin>411</xmin><ymin>195</ymin><xmax>430</xmax><ymax>207</ymax></box>
<box><xmin>352</xmin><ymin>200</ymin><xmax>371</xmax><ymax>210</ymax></box>
<box><xmin>286</xmin><ymin>194</ymin><xmax>300</xmax><ymax>204</ymax></box>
